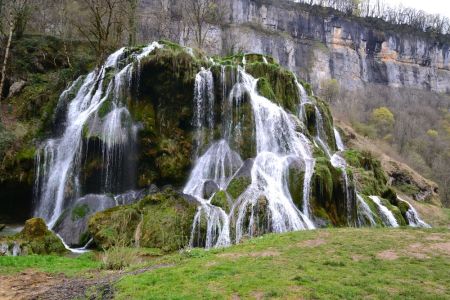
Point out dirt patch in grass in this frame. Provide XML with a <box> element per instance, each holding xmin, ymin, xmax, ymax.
<box><xmin>0</xmin><ymin>270</ymin><xmax>63</xmax><ymax>300</ymax></box>
<box><xmin>376</xmin><ymin>250</ymin><xmax>399</xmax><ymax>260</ymax></box>
<box><xmin>218</xmin><ymin>250</ymin><xmax>280</xmax><ymax>259</ymax></box>
<box><xmin>251</xmin><ymin>291</ymin><xmax>265</xmax><ymax>299</ymax></box>
<box><xmin>0</xmin><ymin>264</ymin><xmax>172</xmax><ymax>299</ymax></box>
<box><xmin>297</xmin><ymin>238</ymin><xmax>326</xmax><ymax>248</ymax></box>
<box><xmin>425</xmin><ymin>234</ymin><xmax>446</xmax><ymax>241</ymax></box>
<box><xmin>430</xmin><ymin>242</ymin><xmax>450</xmax><ymax>255</ymax></box>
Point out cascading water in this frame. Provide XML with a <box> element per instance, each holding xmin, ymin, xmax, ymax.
<box><xmin>34</xmin><ymin>42</ymin><xmax>162</xmax><ymax>228</ymax></box>
<box><xmin>334</xmin><ymin>128</ymin><xmax>345</xmax><ymax>151</ymax></box>
<box><xmin>185</xmin><ymin>66</ymin><xmax>316</xmax><ymax>248</ymax></box>
<box><xmin>356</xmin><ymin>194</ymin><xmax>376</xmax><ymax>226</ymax></box>
<box><xmin>398</xmin><ymin>197</ymin><xmax>430</xmax><ymax>228</ymax></box>
<box><xmin>369</xmin><ymin>196</ymin><xmax>399</xmax><ymax>227</ymax></box>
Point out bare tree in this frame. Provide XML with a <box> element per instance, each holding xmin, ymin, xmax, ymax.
<box><xmin>75</xmin><ymin>0</ymin><xmax>127</xmax><ymax>62</ymax></box>
<box><xmin>182</xmin><ymin>0</ymin><xmax>227</xmax><ymax>49</ymax></box>
<box><xmin>0</xmin><ymin>0</ymin><xmax>31</xmax><ymax>105</ymax></box>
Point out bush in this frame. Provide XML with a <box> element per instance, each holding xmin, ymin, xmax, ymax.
<box><xmin>101</xmin><ymin>246</ymin><xmax>142</xmax><ymax>270</ymax></box>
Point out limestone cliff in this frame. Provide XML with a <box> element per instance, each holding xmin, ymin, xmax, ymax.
<box><xmin>139</xmin><ymin>0</ymin><xmax>450</xmax><ymax>93</ymax></box>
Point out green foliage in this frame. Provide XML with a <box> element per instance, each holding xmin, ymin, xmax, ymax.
<box><xmin>101</xmin><ymin>247</ymin><xmax>143</xmax><ymax>270</ymax></box>
<box><xmin>71</xmin><ymin>204</ymin><xmax>90</xmax><ymax>221</ymax></box>
<box><xmin>320</xmin><ymin>79</ymin><xmax>340</xmax><ymax>103</ymax></box>
<box><xmin>227</xmin><ymin>177</ymin><xmax>251</xmax><ymax>199</ymax></box>
<box><xmin>371</xmin><ymin>107</ymin><xmax>395</xmax><ymax>137</ymax></box>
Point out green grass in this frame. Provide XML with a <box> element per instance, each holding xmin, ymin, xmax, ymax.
<box><xmin>115</xmin><ymin>228</ymin><xmax>450</xmax><ymax>299</ymax></box>
<box><xmin>0</xmin><ymin>253</ymin><xmax>100</xmax><ymax>276</ymax></box>
<box><xmin>1</xmin><ymin>228</ymin><xmax>449</xmax><ymax>299</ymax></box>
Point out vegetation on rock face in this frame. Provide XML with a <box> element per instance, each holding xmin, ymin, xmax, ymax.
<box><xmin>0</xmin><ymin>218</ymin><xmax>66</xmax><ymax>256</ymax></box>
<box><xmin>88</xmin><ymin>189</ymin><xmax>197</xmax><ymax>252</ymax></box>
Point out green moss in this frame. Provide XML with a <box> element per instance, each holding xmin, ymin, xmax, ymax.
<box><xmin>210</xmin><ymin>191</ymin><xmax>230</xmax><ymax>213</ymax></box>
<box><xmin>304</xmin><ymin>103</ymin><xmax>317</xmax><ymax>136</ymax></box>
<box><xmin>256</xmin><ymin>77</ymin><xmax>276</xmax><ymax>101</ymax></box>
<box><xmin>227</xmin><ymin>177</ymin><xmax>252</xmax><ymax>199</ymax></box>
<box><xmin>1</xmin><ymin>218</ymin><xmax>67</xmax><ymax>255</ymax></box>
<box><xmin>246</xmin><ymin>62</ymin><xmax>300</xmax><ymax>113</ymax></box>
<box><xmin>88</xmin><ymin>189</ymin><xmax>197</xmax><ymax>252</ymax></box>
<box><xmin>380</xmin><ymin>198</ymin><xmax>407</xmax><ymax>226</ymax></box>
<box><xmin>343</xmin><ymin>150</ymin><xmax>388</xmax><ymax>196</ymax></box>
<box><xmin>362</xmin><ymin>196</ymin><xmax>386</xmax><ymax>226</ymax></box>
<box><xmin>97</xmin><ymin>100</ymin><xmax>112</xmax><ymax>119</ymax></box>
<box><xmin>287</xmin><ymin>164</ymin><xmax>305</xmax><ymax>210</ymax></box>
<box><xmin>71</xmin><ymin>204</ymin><xmax>90</xmax><ymax>221</ymax></box>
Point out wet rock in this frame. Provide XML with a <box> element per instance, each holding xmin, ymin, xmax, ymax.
<box><xmin>203</xmin><ymin>180</ymin><xmax>219</xmax><ymax>199</ymax></box>
<box><xmin>0</xmin><ymin>242</ymin><xmax>9</xmax><ymax>255</ymax></box>
<box><xmin>234</xmin><ymin>158</ymin><xmax>254</xmax><ymax>179</ymax></box>
<box><xmin>114</xmin><ymin>185</ymin><xmax>159</xmax><ymax>206</ymax></box>
<box><xmin>7</xmin><ymin>80</ymin><xmax>26</xmax><ymax>98</ymax></box>
<box><xmin>53</xmin><ymin>195</ymin><xmax>116</xmax><ymax>247</ymax></box>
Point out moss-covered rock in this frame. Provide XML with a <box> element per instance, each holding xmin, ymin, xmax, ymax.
<box><xmin>210</xmin><ymin>190</ymin><xmax>231</xmax><ymax>213</ymax></box>
<box><xmin>343</xmin><ymin>149</ymin><xmax>388</xmax><ymax>196</ymax></box>
<box><xmin>227</xmin><ymin>177</ymin><xmax>252</xmax><ymax>200</ymax></box>
<box><xmin>53</xmin><ymin>194</ymin><xmax>116</xmax><ymax>247</ymax></box>
<box><xmin>88</xmin><ymin>189</ymin><xmax>197</xmax><ymax>252</ymax></box>
<box><xmin>286</xmin><ymin>157</ymin><xmax>305</xmax><ymax>210</ymax></box>
<box><xmin>0</xmin><ymin>218</ymin><xmax>67</xmax><ymax>256</ymax></box>
<box><xmin>310</xmin><ymin>157</ymin><xmax>350</xmax><ymax>226</ymax></box>
<box><xmin>246</xmin><ymin>62</ymin><xmax>300</xmax><ymax>113</ymax></box>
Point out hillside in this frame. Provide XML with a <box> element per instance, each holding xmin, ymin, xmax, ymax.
<box><xmin>1</xmin><ymin>227</ymin><xmax>450</xmax><ymax>299</ymax></box>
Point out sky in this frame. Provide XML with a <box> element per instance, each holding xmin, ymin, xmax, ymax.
<box><xmin>387</xmin><ymin>0</ymin><xmax>450</xmax><ymax>18</ymax></box>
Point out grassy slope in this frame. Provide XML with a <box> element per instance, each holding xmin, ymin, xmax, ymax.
<box><xmin>1</xmin><ymin>228</ymin><xmax>449</xmax><ymax>298</ymax></box>
<box><xmin>115</xmin><ymin>228</ymin><xmax>450</xmax><ymax>300</ymax></box>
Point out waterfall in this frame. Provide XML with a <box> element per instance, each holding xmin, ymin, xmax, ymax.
<box><xmin>334</xmin><ymin>128</ymin><xmax>345</xmax><ymax>151</ymax></box>
<box><xmin>368</xmin><ymin>196</ymin><xmax>399</xmax><ymax>227</ymax></box>
<box><xmin>356</xmin><ymin>194</ymin><xmax>376</xmax><ymax>226</ymax></box>
<box><xmin>331</xmin><ymin>154</ymin><xmax>354</xmax><ymax>225</ymax></box>
<box><xmin>193</xmin><ymin>68</ymin><xmax>215</xmax><ymax>155</ymax></box>
<box><xmin>185</xmin><ymin>66</ymin><xmax>316</xmax><ymax>248</ymax></box>
<box><xmin>34</xmin><ymin>42</ymin><xmax>162</xmax><ymax>228</ymax></box>
<box><xmin>398</xmin><ymin>197</ymin><xmax>430</xmax><ymax>228</ymax></box>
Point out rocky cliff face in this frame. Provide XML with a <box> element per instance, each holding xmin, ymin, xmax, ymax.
<box><xmin>139</xmin><ymin>0</ymin><xmax>450</xmax><ymax>93</ymax></box>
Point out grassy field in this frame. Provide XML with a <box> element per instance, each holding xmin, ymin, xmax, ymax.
<box><xmin>115</xmin><ymin>228</ymin><xmax>450</xmax><ymax>299</ymax></box>
<box><xmin>1</xmin><ymin>227</ymin><xmax>449</xmax><ymax>299</ymax></box>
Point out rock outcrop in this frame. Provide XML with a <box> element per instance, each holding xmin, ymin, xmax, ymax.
<box><xmin>0</xmin><ymin>218</ymin><xmax>66</xmax><ymax>256</ymax></box>
<box><xmin>139</xmin><ymin>0</ymin><xmax>450</xmax><ymax>94</ymax></box>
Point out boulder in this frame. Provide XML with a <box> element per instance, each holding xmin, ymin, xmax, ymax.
<box><xmin>203</xmin><ymin>180</ymin><xmax>219</xmax><ymax>199</ymax></box>
<box><xmin>0</xmin><ymin>218</ymin><xmax>66</xmax><ymax>256</ymax></box>
<box><xmin>286</xmin><ymin>157</ymin><xmax>306</xmax><ymax>209</ymax></box>
<box><xmin>53</xmin><ymin>194</ymin><xmax>116</xmax><ymax>247</ymax></box>
<box><xmin>114</xmin><ymin>185</ymin><xmax>159</xmax><ymax>206</ymax></box>
<box><xmin>88</xmin><ymin>189</ymin><xmax>197</xmax><ymax>252</ymax></box>
<box><xmin>226</xmin><ymin>159</ymin><xmax>254</xmax><ymax>199</ymax></box>
<box><xmin>7</xmin><ymin>80</ymin><xmax>26</xmax><ymax>98</ymax></box>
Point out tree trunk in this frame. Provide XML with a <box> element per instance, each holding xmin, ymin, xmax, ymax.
<box><xmin>0</xmin><ymin>17</ymin><xmax>14</xmax><ymax>105</ymax></box>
